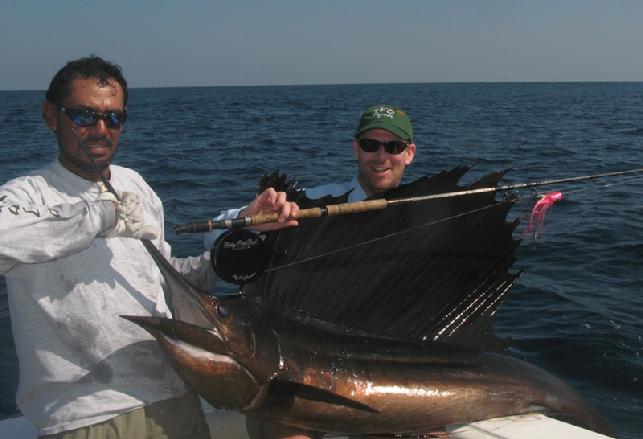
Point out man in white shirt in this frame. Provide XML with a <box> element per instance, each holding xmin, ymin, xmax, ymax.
<box><xmin>0</xmin><ymin>55</ymin><xmax>297</xmax><ymax>439</ymax></box>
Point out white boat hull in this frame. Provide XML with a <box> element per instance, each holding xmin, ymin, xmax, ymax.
<box><xmin>0</xmin><ymin>405</ymin><xmax>612</xmax><ymax>438</ymax></box>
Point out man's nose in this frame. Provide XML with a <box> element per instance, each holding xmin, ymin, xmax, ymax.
<box><xmin>374</xmin><ymin>144</ymin><xmax>388</xmax><ymax>156</ymax></box>
<box><xmin>91</xmin><ymin>118</ymin><xmax>109</xmax><ymax>134</ymax></box>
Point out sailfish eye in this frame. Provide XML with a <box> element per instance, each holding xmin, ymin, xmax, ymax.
<box><xmin>216</xmin><ymin>304</ymin><xmax>230</xmax><ymax>319</ymax></box>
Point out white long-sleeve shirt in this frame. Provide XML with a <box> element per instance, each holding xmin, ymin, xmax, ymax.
<box><xmin>1</xmin><ymin>159</ymin><xmax>215</xmax><ymax>435</ymax></box>
<box><xmin>203</xmin><ymin>176</ymin><xmax>366</xmax><ymax>250</ymax></box>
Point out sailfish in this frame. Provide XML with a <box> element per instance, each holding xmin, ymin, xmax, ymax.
<box><xmin>124</xmin><ymin>166</ymin><xmax>613</xmax><ymax>437</ymax></box>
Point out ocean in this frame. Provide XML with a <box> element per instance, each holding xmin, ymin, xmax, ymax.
<box><xmin>1</xmin><ymin>83</ymin><xmax>642</xmax><ymax>438</ymax></box>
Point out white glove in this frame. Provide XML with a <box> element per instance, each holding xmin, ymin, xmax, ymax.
<box><xmin>98</xmin><ymin>191</ymin><xmax>159</xmax><ymax>240</ymax></box>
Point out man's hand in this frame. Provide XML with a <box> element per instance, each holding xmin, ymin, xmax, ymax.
<box><xmin>239</xmin><ymin>188</ymin><xmax>299</xmax><ymax>232</ymax></box>
<box><xmin>98</xmin><ymin>191</ymin><xmax>159</xmax><ymax>240</ymax></box>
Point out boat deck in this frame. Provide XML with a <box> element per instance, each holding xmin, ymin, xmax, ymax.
<box><xmin>0</xmin><ymin>406</ymin><xmax>612</xmax><ymax>438</ymax></box>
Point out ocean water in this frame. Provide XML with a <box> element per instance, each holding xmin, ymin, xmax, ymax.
<box><xmin>1</xmin><ymin>83</ymin><xmax>642</xmax><ymax>438</ymax></box>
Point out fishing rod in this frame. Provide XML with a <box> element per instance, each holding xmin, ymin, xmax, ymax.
<box><xmin>172</xmin><ymin>167</ymin><xmax>643</xmax><ymax>234</ymax></box>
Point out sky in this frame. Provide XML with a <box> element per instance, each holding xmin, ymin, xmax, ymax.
<box><xmin>1</xmin><ymin>0</ymin><xmax>643</xmax><ymax>90</ymax></box>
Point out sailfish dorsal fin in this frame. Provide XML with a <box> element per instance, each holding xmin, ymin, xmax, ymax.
<box><xmin>243</xmin><ymin>167</ymin><xmax>520</xmax><ymax>351</ymax></box>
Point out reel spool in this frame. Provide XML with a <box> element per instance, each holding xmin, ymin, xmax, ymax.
<box><xmin>210</xmin><ymin>228</ymin><xmax>269</xmax><ymax>285</ymax></box>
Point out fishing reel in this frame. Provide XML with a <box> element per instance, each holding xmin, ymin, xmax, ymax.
<box><xmin>210</xmin><ymin>228</ymin><xmax>269</xmax><ymax>285</ymax></box>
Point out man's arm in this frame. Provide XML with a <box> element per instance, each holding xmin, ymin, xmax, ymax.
<box><xmin>168</xmin><ymin>250</ymin><xmax>218</xmax><ymax>291</ymax></box>
<box><xmin>0</xmin><ymin>176</ymin><xmax>160</xmax><ymax>276</ymax></box>
<box><xmin>0</xmin><ymin>181</ymin><xmax>116</xmax><ymax>275</ymax></box>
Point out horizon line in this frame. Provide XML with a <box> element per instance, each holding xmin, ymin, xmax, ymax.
<box><xmin>2</xmin><ymin>79</ymin><xmax>643</xmax><ymax>93</ymax></box>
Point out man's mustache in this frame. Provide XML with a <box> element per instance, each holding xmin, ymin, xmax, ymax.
<box><xmin>80</xmin><ymin>136</ymin><xmax>112</xmax><ymax>148</ymax></box>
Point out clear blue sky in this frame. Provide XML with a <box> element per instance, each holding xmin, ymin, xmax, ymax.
<box><xmin>2</xmin><ymin>0</ymin><xmax>642</xmax><ymax>90</ymax></box>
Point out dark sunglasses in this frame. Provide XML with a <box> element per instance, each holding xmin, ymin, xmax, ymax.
<box><xmin>60</xmin><ymin>106</ymin><xmax>127</xmax><ymax>129</ymax></box>
<box><xmin>358</xmin><ymin>138</ymin><xmax>409</xmax><ymax>155</ymax></box>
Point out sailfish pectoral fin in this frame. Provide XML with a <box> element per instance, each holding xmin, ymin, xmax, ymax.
<box><xmin>271</xmin><ymin>380</ymin><xmax>379</xmax><ymax>414</ymax></box>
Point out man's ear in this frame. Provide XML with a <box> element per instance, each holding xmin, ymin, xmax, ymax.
<box><xmin>352</xmin><ymin>138</ymin><xmax>360</xmax><ymax>160</ymax></box>
<box><xmin>42</xmin><ymin>100</ymin><xmax>58</xmax><ymax>132</ymax></box>
<box><xmin>404</xmin><ymin>143</ymin><xmax>416</xmax><ymax>165</ymax></box>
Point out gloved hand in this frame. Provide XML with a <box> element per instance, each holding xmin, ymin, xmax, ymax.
<box><xmin>97</xmin><ymin>190</ymin><xmax>159</xmax><ymax>240</ymax></box>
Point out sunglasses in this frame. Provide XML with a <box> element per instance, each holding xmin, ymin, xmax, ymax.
<box><xmin>60</xmin><ymin>106</ymin><xmax>127</xmax><ymax>129</ymax></box>
<box><xmin>358</xmin><ymin>138</ymin><xmax>409</xmax><ymax>155</ymax></box>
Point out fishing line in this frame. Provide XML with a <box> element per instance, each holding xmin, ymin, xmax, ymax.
<box><xmin>207</xmin><ymin>168</ymin><xmax>643</xmax><ymax>283</ymax></box>
<box><xmin>70</xmin><ymin>128</ymin><xmax>157</xmax><ymax>253</ymax></box>
<box><xmin>264</xmin><ymin>201</ymin><xmax>509</xmax><ymax>273</ymax></box>
<box><xmin>263</xmin><ymin>170</ymin><xmax>643</xmax><ymax>273</ymax></box>
<box><xmin>70</xmin><ymin>128</ymin><xmax>121</xmax><ymax>201</ymax></box>
<box><xmin>515</xmin><ymin>173</ymin><xmax>643</xmax><ymax>230</ymax></box>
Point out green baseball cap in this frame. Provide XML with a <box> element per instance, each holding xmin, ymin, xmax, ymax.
<box><xmin>354</xmin><ymin>104</ymin><xmax>413</xmax><ymax>142</ymax></box>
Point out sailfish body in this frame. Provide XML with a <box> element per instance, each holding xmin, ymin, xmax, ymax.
<box><xmin>125</xmin><ymin>309</ymin><xmax>610</xmax><ymax>435</ymax></box>
<box><xmin>127</xmin><ymin>167</ymin><xmax>613</xmax><ymax>436</ymax></box>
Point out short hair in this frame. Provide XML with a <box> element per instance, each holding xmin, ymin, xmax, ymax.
<box><xmin>45</xmin><ymin>55</ymin><xmax>128</xmax><ymax>107</ymax></box>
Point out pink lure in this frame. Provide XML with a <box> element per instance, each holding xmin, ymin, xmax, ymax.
<box><xmin>523</xmin><ymin>191</ymin><xmax>564</xmax><ymax>241</ymax></box>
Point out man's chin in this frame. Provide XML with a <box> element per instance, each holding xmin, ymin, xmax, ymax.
<box><xmin>93</xmin><ymin>157</ymin><xmax>112</xmax><ymax>167</ymax></box>
<box><xmin>87</xmin><ymin>148</ymin><xmax>115</xmax><ymax>165</ymax></box>
<box><xmin>371</xmin><ymin>176</ymin><xmax>398</xmax><ymax>192</ymax></box>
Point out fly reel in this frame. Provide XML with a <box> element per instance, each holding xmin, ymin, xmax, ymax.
<box><xmin>210</xmin><ymin>228</ymin><xmax>269</xmax><ymax>285</ymax></box>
